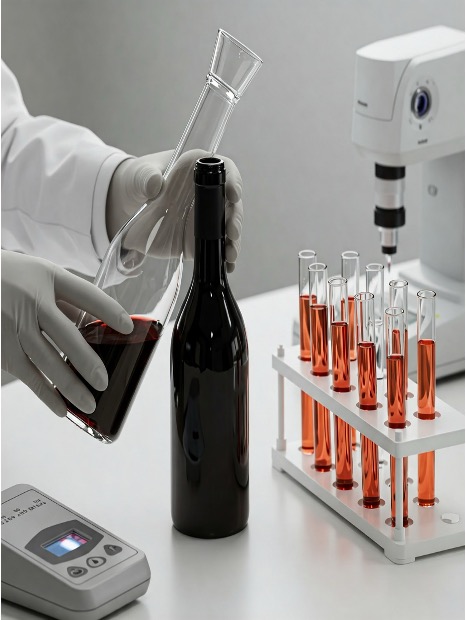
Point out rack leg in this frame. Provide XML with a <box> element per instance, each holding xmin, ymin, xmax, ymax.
<box><xmin>394</xmin><ymin>430</ymin><xmax>405</xmax><ymax>543</ymax></box>
<box><xmin>276</xmin><ymin>345</ymin><xmax>287</xmax><ymax>452</ymax></box>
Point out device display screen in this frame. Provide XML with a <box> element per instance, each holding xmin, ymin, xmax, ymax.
<box><xmin>43</xmin><ymin>531</ymin><xmax>89</xmax><ymax>557</ymax></box>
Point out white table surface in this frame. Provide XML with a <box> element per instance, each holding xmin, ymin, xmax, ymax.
<box><xmin>2</xmin><ymin>285</ymin><xmax>464</xmax><ymax>620</ymax></box>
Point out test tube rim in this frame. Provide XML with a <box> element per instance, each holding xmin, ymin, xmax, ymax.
<box><xmin>328</xmin><ymin>276</ymin><xmax>348</xmax><ymax>287</ymax></box>
<box><xmin>355</xmin><ymin>291</ymin><xmax>374</xmax><ymax>302</ymax></box>
<box><xmin>298</xmin><ymin>249</ymin><xmax>317</xmax><ymax>260</ymax></box>
<box><xmin>341</xmin><ymin>250</ymin><xmax>360</xmax><ymax>260</ymax></box>
<box><xmin>366</xmin><ymin>263</ymin><xmax>384</xmax><ymax>272</ymax></box>
<box><xmin>309</xmin><ymin>262</ymin><xmax>328</xmax><ymax>273</ymax></box>
<box><xmin>417</xmin><ymin>289</ymin><xmax>437</xmax><ymax>300</ymax></box>
<box><xmin>385</xmin><ymin>306</ymin><xmax>405</xmax><ymax>318</ymax></box>
<box><xmin>389</xmin><ymin>279</ymin><xmax>409</xmax><ymax>289</ymax></box>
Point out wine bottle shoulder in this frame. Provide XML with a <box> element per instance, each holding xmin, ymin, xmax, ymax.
<box><xmin>172</xmin><ymin>282</ymin><xmax>248</xmax><ymax>367</ymax></box>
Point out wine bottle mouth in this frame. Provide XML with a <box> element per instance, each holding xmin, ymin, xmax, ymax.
<box><xmin>194</xmin><ymin>157</ymin><xmax>225</xmax><ymax>185</ymax></box>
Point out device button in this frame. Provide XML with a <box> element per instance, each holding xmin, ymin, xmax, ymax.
<box><xmin>68</xmin><ymin>566</ymin><xmax>88</xmax><ymax>578</ymax></box>
<box><xmin>86</xmin><ymin>556</ymin><xmax>106</xmax><ymax>568</ymax></box>
<box><xmin>104</xmin><ymin>544</ymin><xmax>123</xmax><ymax>556</ymax></box>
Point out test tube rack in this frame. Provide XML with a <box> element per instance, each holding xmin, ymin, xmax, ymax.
<box><xmin>272</xmin><ymin>344</ymin><xmax>465</xmax><ymax>564</ymax></box>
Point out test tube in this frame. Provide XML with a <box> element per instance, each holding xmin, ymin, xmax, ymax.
<box><xmin>309</xmin><ymin>263</ymin><xmax>332</xmax><ymax>472</ymax></box>
<box><xmin>385</xmin><ymin>307</ymin><xmax>406</xmax><ymax>429</ymax></box>
<box><xmin>355</xmin><ymin>293</ymin><xmax>377</xmax><ymax>411</ymax></box>
<box><xmin>298</xmin><ymin>250</ymin><xmax>317</xmax><ymax>454</ymax></box>
<box><xmin>342</xmin><ymin>251</ymin><xmax>360</xmax><ymax>450</ymax></box>
<box><xmin>389</xmin><ymin>280</ymin><xmax>409</xmax><ymax>397</ymax></box>
<box><xmin>355</xmin><ymin>292</ymin><xmax>379</xmax><ymax>507</ymax></box>
<box><xmin>329</xmin><ymin>276</ymin><xmax>353</xmax><ymax>489</ymax></box>
<box><xmin>341</xmin><ymin>251</ymin><xmax>360</xmax><ymax>362</ymax></box>
<box><xmin>329</xmin><ymin>276</ymin><xmax>351</xmax><ymax>393</ymax></box>
<box><xmin>390</xmin><ymin>455</ymin><xmax>409</xmax><ymax>527</ymax></box>
<box><xmin>365</xmin><ymin>263</ymin><xmax>385</xmax><ymax>380</ymax></box>
<box><xmin>299</xmin><ymin>250</ymin><xmax>317</xmax><ymax>361</ymax></box>
<box><xmin>417</xmin><ymin>290</ymin><xmax>437</xmax><ymax>506</ymax></box>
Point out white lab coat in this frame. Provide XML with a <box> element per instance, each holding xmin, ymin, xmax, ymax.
<box><xmin>1</xmin><ymin>60</ymin><xmax>129</xmax><ymax>276</ymax></box>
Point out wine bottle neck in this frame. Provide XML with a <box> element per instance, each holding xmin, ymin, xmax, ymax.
<box><xmin>194</xmin><ymin>238</ymin><xmax>226</xmax><ymax>284</ymax></box>
<box><xmin>193</xmin><ymin>183</ymin><xmax>226</xmax><ymax>284</ymax></box>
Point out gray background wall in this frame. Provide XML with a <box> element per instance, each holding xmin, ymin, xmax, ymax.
<box><xmin>2</xmin><ymin>0</ymin><xmax>464</xmax><ymax>302</ymax></box>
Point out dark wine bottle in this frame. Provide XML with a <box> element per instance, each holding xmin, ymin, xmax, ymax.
<box><xmin>171</xmin><ymin>157</ymin><xmax>249</xmax><ymax>538</ymax></box>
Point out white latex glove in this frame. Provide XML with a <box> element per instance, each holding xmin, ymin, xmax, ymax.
<box><xmin>106</xmin><ymin>149</ymin><xmax>243</xmax><ymax>272</ymax></box>
<box><xmin>1</xmin><ymin>251</ymin><xmax>134</xmax><ymax>417</ymax></box>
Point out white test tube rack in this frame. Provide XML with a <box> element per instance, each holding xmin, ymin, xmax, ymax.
<box><xmin>272</xmin><ymin>344</ymin><xmax>465</xmax><ymax>564</ymax></box>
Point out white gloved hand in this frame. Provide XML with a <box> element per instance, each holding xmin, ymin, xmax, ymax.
<box><xmin>1</xmin><ymin>251</ymin><xmax>134</xmax><ymax>417</ymax></box>
<box><xmin>106</xmin><ymin>149</ymin><xmax>243</xmax><ymax>272</ymax></box>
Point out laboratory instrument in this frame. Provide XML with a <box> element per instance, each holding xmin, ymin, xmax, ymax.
<box><xmin>1</xmin><ymin>484</ymin><xmax>150</xmax><ymax>620</ymax></box>
<box><xmin>417</xmin><ymin>290</ymin><xmax>437</xmax><ymax>507</ymax></box>
<box><xmin>309</xmin><ymin>263</ymin><xmax>332</xmax><ymax>471</ymax></box>
<box><xmin>298</xmin><ymin>250</ymin><xmax>317</xmax><ymax>453</ymax></box>
<box><xmin>171</xmin><ymin>158</ymin><xmax>248</xmax><ymax>539</ymax></box>
<box><xmin>352</xmin><ymin>26</ymin><xmax>465</xmax><ymax>378</ymax></box>
<box><xmin>66</xmin><ymin>30</ymin><xmax>262</xmax><ymax>442</ymax></box>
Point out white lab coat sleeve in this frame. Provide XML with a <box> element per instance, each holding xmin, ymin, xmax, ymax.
<box><xmin>1</xmin><ymin>60</ymin><xmax>130</xmax><ymax>276</ymax></box>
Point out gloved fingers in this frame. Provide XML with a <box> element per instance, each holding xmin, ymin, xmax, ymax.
<box><xmin>220</xmin><ymin>155</ymin><xmax>243</xmax><ymax>203</ymax></box>
<box><xmin>53</xmin><ymin>268</ymin><xmax>133</xmax><ymax>334</ymax></box>
<box><xmin>225</xmin><ymin>237</ymin><xmax>241</xmax><ymax>272</ymax></box>
<box><xmin>13</xmin><ymin>353</ymin><xmax>67</xmax><ymax>418</ymax></box>
<box><xmin>20</xmin><ymin>330</ymin><xmax>96</xmax><ymax>414</ymax></box>
<box><xmin>39</xmin><ymin>307</ymin><xmax>109</xmax><ymax>392</ymax></box>
<box><xmin>134</xmin><ymin>163</ymin><xmax>164</xmax><ymax>201</ymax></box>
<box><xmin>56</xmin><ymin>300</ymin><xmax>80</xmax><ymax>323</ymax></box>
<box><xmin>225</xmin><ymin>198</ymin><xmax>243</xmax><ymax>242</ymax></box>
<box><xmin>154</xmin><ymin>149</ymin><xmax>176</xmax><ymax>175</ymax></box>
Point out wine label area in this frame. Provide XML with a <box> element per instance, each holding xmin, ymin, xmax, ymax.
<box><xmin>272</xmin><ymin>345</ymin><xmax>465</xmax><ymax>564</ymax></box>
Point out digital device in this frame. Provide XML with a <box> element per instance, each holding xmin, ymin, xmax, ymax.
<box><xmin>1</xmin><ymin>484</ymin><xmax>151</xmax><ymax>620</ymax></box>
<box><xmin>352</xmin><ymin>26</ymin><xmax>465</xmax><ymax>378</ymax></box>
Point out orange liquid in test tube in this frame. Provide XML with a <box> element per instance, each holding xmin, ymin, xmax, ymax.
<box><xmin>387</xmin><ymin>354</ymin><xmax>406</xmax><ymax>428</ymax></box>
<box><xmin>331</xmin><ymin>322</ymin><xmax>350</xmax><ymax>392</ymax></box>
<box><xmin>334</xmin><ymin>416</ymin><xmax>353</xmax><ymax>489</ymax></box>
<box><xmin>313</xmin><ymin>401</ymin><xmax>332</xmax><ymax>471</ymax></box>
<box><xmin>361</xmin><ymin>435</ymin><xmax>380</xmax><ymax>507</ymax></box>
<box><xmin>348</xmin><ymin>296</ymin><xmax>357</xmax><ymax>362</ymax></box>
<box><xmin>418</xmin><ymin>451</ymin><xmax>435</xmax><ymax>506</ymax></box>
<box><xmin>357</xmin><ymin>342</ymin><xmax>377</xmax><ymax>410</ymax></box>
<box><xmin>310</xmin><ymin>303</ymin><xmax>330</xmax><ymax>469</ymax></box>
<box><xmin>390</xmin><ymin>456</ymin><xmax>409</xmax><ymax>527</ymax></box>
<box><xmin>299</xmin><ymin>294</ymin><xmax>314</xmax><ymax>452</ymax></box>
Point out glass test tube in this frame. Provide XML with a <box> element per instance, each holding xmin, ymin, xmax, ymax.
<box><xmin>389</xmin><ymin>280</ymin><xmax>409</xmax><ymax>397</ymax></box>
<box><xmin>341</xmin><ymin>251</ymin><xmax>360</xmax><ymax>362</ymax></box>
<box><xmin>386</xmin><ymin>307</ymin><xmax>409</xmax><ymax>527</ymax></box>
<box><xmin>342</xmin><ymin>251</ymin><xmax>360</xmax><ymax>450</ymax></box>
<box><xmin>309</xmin><ymin>263</ymin><xmax>332</xmax><ymax>472</ymax></box>
<box><xmin>329</xmin><ymin>276</ymin><xmax>352</xmax><ymax>489</ymax></box>
<box><xmin>390</xmin><ymin>455</ymin><xmax>409</xmax><ymax>527</ymax></box>
<box><xmin>385</xmin><ymin>307</ymin><xmax>406</xmax><ymax>428</ymax></box>
<box><xmin>355</xmin><ymin>292</ymin><xmax>379</xmax><ymax>507</ymax></box>
<box><xmin>365</xmin><ymin>263</ymin><xmax>385</xmax><ymax>380</ymax></box>
<box><xmin>298</xmin><ymin>250</ymin><xmax>317</xmax><ymax>453</ymax></box>
<box><xmin>356</xmin><ymin>293</ymin><xmax>378</xmax><ymax>411</ymax></box>
<box><xmin>417</xmin><ymin>290</ymin><xmax>437</xmax><ymax>506</ymax></box>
